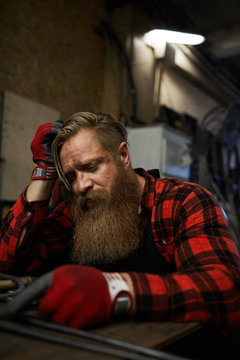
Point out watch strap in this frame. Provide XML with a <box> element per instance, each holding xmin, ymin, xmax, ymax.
<box><xmin>31</xmin><ymin>165</ymin><xmax>57</xmax><ymax>180</ymax></box>
<box><xmin>103</xmin><ymin>272</ymin><xmax>132</xmax><ymax>316</ymax></box>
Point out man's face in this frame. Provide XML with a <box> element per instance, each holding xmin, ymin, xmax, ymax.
<box><xmin>59</xmin><ymin>128</ymin><xmax>143</xmax><ymax>266</ymax></box>
<box><xmin>60</xmin><ymin>128</ymin><xmax>119</xmax><ymax>198</ymax></box>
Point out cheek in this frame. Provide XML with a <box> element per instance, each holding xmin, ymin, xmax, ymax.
<box><xmin>94</xmin><ymin>166</ymin><xmax>117</xmax><ymax>190</ymax></box>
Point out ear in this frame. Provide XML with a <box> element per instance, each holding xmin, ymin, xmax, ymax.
<box><xmin>118</xmin><ymin>142</ymin><xmax>130</xmax><ymax>168</ymax></box>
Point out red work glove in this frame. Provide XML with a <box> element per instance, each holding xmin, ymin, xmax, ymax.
<box><xmin>38</xmin><ymin>265</ymin><xmax>132</xmax><ymax>329</ymax></box>
<box><xmin>30</xmin><ymin>120</ymin><xmax>63</xmax><ymax>180</ymax></box>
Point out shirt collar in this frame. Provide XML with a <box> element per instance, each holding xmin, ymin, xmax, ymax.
<box><xmin>134</xmin><ymin>168</ymin><xmax>157</xmax><ymax>211</ymax></box>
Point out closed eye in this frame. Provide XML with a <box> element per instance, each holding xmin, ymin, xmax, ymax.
<box><xmin>81</xmin><ymin>159</ymin><xmax>103</xmax><ymax>173</ymax></box>
<box><xmin>84</xmin><ymin>164</ymin><xmax>99</xmax><ymax>172</ymax></box>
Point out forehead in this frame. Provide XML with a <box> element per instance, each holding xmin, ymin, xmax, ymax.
<box><xmin>63</xmin><ymin>128</ymin><xmax>101</xmax><ymax>151</ymax></box>
<box><xmin>59</xmin><ymin>128</ymin><xmax>106</xmax><ymax>167</ymax></box>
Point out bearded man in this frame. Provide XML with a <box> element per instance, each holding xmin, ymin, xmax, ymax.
<box><xmin>0</xmin><ymin>112</ymin><xmax>240</xmax><ymax>330</ymax></box>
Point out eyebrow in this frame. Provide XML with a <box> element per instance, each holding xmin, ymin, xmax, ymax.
<box><xmin>66</xmin><ymin>155</ymin><xmax>109</xmax><ymax>174</ymax></box>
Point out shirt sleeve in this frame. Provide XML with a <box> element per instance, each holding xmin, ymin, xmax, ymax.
<box><xmin>0</xmin><ymin>189</ymin><xmax>73</xmax><ymax>275</ymax></box>
<box><xmin>128</xmin><ymin>182</ymin><xmax>240</xmax><ymax>327</ymax></box>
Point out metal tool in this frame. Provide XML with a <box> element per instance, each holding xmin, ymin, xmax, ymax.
<box><xmin>0</xmin><ymin>315</ymin><xmax>190</xmax><ymax>360</ymax></box>
<box><xmin>0</xmin><ymin>273</ymin><xmax>31</xmax><ymax>301</ymax></box>
<box><xmin>0</xmin><ymin>271</ymin><xmax>51</xmax><ymax>314</ymax></box>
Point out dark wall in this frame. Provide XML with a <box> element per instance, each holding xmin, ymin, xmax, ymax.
<box><xmin>0</xmin><ymin>0</ymin><xmax>107</xmax><ymax>119</ymax></box>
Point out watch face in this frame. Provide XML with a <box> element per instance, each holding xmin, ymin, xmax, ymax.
<box><xmin>32</xmin><ymin>167</ymin><xmax>47</xmax><ymax>178</ymax></box>
<box><xmin>115</xmin><ymin>293</ymin><xmax>131</xmax><ymax>315</ymax></box>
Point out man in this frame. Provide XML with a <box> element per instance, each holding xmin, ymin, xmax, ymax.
<box><xmin>0</xmin><ymin>111</ymin><xmax>240</xmax><ymax>329</ymax></box>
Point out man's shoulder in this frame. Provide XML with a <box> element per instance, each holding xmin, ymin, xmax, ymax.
<box><xmin>136</xmin><ymin>168</ymin><xmax>213</xmax><ymax>203</ymax></box>
<box><xmin>136</xmin><ymin>168</ymin><xmax>204</xmax><ymax>191</ymax></box>
<box><xmin>156</xmin><ymin>176</ymin><xmax>197</xmax><ymax>187</ymax></box>
<box><xmin>154</xmin><ymin>176</ymin><xmax>217</xmax><ymax>208</ymax></box>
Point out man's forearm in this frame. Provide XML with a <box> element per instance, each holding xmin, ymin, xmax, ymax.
<box><xmin>18</xmin><ymin>179</ymin><xmax>55</xmax><ymax>247</ymax></box>
<box><xmin>26</xmin><ymin>179</ymin><xmax>56</xmax><ymax>202</ymax></box>
<box><xmin>26</xmin><ymin>159</ymin><xmax>57</xmax><ymax>202</ymax></box>
<box><xmin>20</xmin><ymin>176</ymin><xmax>56</xmax><ymax>247</ymax></box>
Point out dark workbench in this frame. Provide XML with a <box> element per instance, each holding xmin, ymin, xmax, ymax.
<box><xmin>1</xmin><ymin>310</ymin><xmax>239</xmax><ymax>360</ymax></box>
<box><xmin>0</xmin><ymin>313</ymin><xmax>201</xmax><ymax>360</ymax></box>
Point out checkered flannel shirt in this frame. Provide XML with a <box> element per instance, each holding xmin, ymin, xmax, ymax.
<box><xmin>1</xmin><ymin>169</ymin><xmax>240</xmax><ymax>327</ymax></box>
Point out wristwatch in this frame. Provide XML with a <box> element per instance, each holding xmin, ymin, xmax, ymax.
<box><xmin>103</xmin><ymin>272</ymin><xmax>133</xmax><ymax>316</ymax></box>
<box><xmin>114</xmin><ymin>292</ymin><xmax>132</xmax><ymax>315</ymax></box>
<box><xmin>31</xmin><ymin>165</ymin><xmax>57</xmax><ymax>180</ymax></box>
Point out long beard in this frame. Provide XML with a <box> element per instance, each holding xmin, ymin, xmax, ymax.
<box><xmin>69</xmin><ymin>165</ymin><xmax>142</xmax><ymax>266</ymax></box>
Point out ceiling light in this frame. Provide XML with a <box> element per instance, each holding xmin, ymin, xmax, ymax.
<box><xmin>144</xmin><ymin>29</ymin><xmax>205</xmax><ymax>46</ymax></box>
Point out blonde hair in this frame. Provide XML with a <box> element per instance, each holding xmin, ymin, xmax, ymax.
<box><xmin>52</xmin><ymin>112</ymin><xmax>128</xmax><ymax>190</ymax></box>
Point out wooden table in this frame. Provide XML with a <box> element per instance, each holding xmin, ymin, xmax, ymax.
<box><xmin>0</xmin><ymin>313</ymin><xmax>201</xmax><ymax>360</ymax></box>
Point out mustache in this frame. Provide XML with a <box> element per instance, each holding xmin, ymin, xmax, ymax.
<box><xmin>71</xmin><ymin>189</ymin><xmax>110</xmax><ymax>212</ymax></box>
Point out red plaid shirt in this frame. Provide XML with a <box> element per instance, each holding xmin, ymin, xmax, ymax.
<box><xmin>1</xmin><ymin>169</ymin><xmax>240</xmax><ymax>327</ymax></box>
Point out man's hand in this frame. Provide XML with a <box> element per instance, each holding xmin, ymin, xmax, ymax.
<box><xmin>30</xmin><ymin>120</ymin><xmax>63</xmax><ymax>181</ymax></box>
<box><xmin>31</xmin><ymin>120</ymin><xmax>63</xmax><ymax>165</ymax></box>
<box><xmin>38</xmin><ymin>265</ymin><xmax>133</xmax><ymax>328</ymax></box>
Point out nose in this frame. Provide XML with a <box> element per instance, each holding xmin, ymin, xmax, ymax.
<box><xmin>73</xmin><ymin>172</ymin><xmax>93</xmax><ymax>195</ymax></box>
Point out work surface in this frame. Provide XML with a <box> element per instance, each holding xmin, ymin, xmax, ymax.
<box><xmin>0</xmin><ymin>275</ymin><xmax>201</xmax><ymax>359</ymax></box>
<box><xmin>0</xmin><ymin>311</ymin><xmax>201</xmax><ymax>360</ymax></box>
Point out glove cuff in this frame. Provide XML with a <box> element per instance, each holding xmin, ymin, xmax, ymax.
<box><xmin>31</xmin><ymin>165</ymin><xmax>57</xmax><ymax>181</ymax></box>
<box><xmin>103</xmin><ymin>272</ymin><xmax>132</xmax><ymax>316</ymax></box>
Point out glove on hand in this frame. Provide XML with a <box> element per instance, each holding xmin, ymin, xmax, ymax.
<box><xmin>38</xmin><ymin>265</ymin><xmax>132</xmax><ymax>329</ymax></box>
<box><xmin>31</xmin><ymin>120</ymin><xmax>63</xmax><ymax>164</ymax></box>
<box><xmin>30</xmin><ymin>120</ymin><xmax>63</xmax><ymax>180</ymax></box>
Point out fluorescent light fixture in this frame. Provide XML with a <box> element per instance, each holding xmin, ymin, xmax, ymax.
<box><xmin>144</xmin><ymin>29</ymin><xmax>205</xmax><ymax>46</ymax></box>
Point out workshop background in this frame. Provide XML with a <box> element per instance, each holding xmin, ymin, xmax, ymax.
<box><xmin>0</xmin><ymin>0</ymin><xmax>240</xmax><ymax>248</ymax></box>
